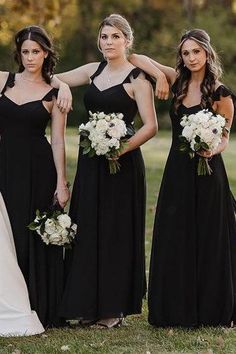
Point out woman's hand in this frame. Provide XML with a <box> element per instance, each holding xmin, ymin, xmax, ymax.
<box><xmin>197</xmin><ymin>149</ymin><xmax>214</xmax><ymax>158</ymax></box>
<box><xmin>55</xmin><ymin>187</ymin><xmax>70</xmax><ymax>209</ymax></box>
<box><xmin>155</xmin><ymin>72</ymin><xmax>169</xmax><ymax>100</ymax></box>
<box><xmin>57</xmin><ymin>82</ymin><xmax>73</xmax><ymax>113</ymax></box>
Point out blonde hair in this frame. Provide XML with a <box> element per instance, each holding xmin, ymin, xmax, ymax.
<box><xmin>97</xmin><ymin>14</ymin><xmax>134</xmax><ymax>53</ymax></box>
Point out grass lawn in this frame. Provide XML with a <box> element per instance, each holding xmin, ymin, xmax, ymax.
<box><xmin>0</xmin><ymin>130</ymin><xmax>236</xmax><ymax>354</ymax></box>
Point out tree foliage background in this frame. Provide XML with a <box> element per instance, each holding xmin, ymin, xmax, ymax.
<box><xmin>0</xmin><ymin>0</ymin><xmax>236</xmax><ymax>128</ymax></box>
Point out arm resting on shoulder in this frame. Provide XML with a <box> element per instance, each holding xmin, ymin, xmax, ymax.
<box><xmin>129</xmin><ymin>54</ymin><xmax>176</xmax><ymax>99</ymax></box>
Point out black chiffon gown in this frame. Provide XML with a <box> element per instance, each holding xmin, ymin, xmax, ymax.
<box><xmin>148</xmin><ymin>84</ymin><xmax>236</xmax><ymax>327</ymax></box>
<box><xmin>61</xmin><ymin>62</ymin><xmax>146</xmax><ymax>320</ymax></box>
<box><xmin>0</xmin><ymin>73</ymin><xmax>64</xmax><ymax>327</ymax></box>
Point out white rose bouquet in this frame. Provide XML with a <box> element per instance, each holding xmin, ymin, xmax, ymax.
<box><xmin>79</xmin><ymin>111</ymin><xmax>128</xmax><ymax>174</ymax></box>
<box><xmin>28</xmin><ymin>209</ymin><xmax>77</xmax><ymax>247</ymax></box>
<box><xmin>179</xmin><ymin>109</ymin><xmax>226</xmax><ymax>176</ymax></box>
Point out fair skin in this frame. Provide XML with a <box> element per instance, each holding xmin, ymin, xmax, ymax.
<box><xmin>54</xmin><ymin>25</ymin><xmax>158</xmax><ymax>327</ymax></box>
<box><xmin>55</xmin><ymin>25</ymin><xmax>157</xmax><ymax>157</ymax></box>
<box><xmin>130</xmin><ymin>39</ymin><xmax>234</xmax><ymax>158</ymax></box>
<box><xmin>0</xmin><ymin>40</ymin><xmax>69</xmax><ymax>208</ymax></box>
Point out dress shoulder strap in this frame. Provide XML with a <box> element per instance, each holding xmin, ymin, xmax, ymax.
<box><xmin>90</xmin><ymin>61</ymin><xmax>107</xmax><ymax>81</ymax></box>
<box><xmin>122</xmin><ymin>67</ymin><xmax>154</xmax><ymax>86</ymax></box>
<box><xmin>42</xmin><ymin>88</ymin><xmax>58</xmax><ymax>101</ymax></box>
<box><xmin>1</xmin><ymin>73</ymin><xmax>15</xmax><ymax>94</ymax></box>
<box><xmin>212</xmin><ymin>85</ymin><xmax>235</xmax><ymax>102</ymax></box>
<box><xmin>122</xmin><ymin>68</ymin><xmax>143</xmax><ymax>84</ymax></box>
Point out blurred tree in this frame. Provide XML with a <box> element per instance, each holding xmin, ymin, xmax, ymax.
<box><xmin>0</xmin><ymin>0</ymin><xmax>76</xmax><ymax>47</ymax></box>
<box><xmin>0</xmin><ymin>0</ymin><xmax>235</xmax><ymax>128</ymax></box>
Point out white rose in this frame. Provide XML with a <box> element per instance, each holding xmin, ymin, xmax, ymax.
<box><xmin>107</xmin><ymin>119</ymin><xmax>127</xmax><ymax>139</ymax></box>
<box><xmin>94</xmin><ymin>136</ymin><xmax>110</xmax><ymax>155</ymax></box>
<box><xmin>49</xmin><ymin>233</ymin><xmax>62</xmax><ymax>245</ymax></box>
<box><xmin>108</xmin><ymin>138</ymin><xmax>120</xmax><ymax>149</ymax></box>
<box><xmin>180</xmin><ymin>115</ymin><xmax>188</xmax><ymax>127</ymax></box>
<box><xmin>61</xmin><ymin>229</ymin><xmax>69</xmax><ymax>238</ymax></box>
<box><xmin>182</xmin><ymin>125</ymin><xmax>195</xmax><ymax>141</ymax></box>
<box><xmin>199</xmin><ymin>129</ymin><xmax>214</xmax><ymax>144</ymax></box>
<box><xmin>96</xmin><ymin>119</ymin><xmax>109</xmax><ymax>133</ymax></box>
<box><xmin>117</xmin><ymin>113</ymin><xmax>124</xmax><ymax>119</ymax></box>
<box><xmin>105</xmin><ymin>115</ymin><xmax>111</xmax><ymax>122</ymax></box>
<box><xmin>79</xmin><ymin>123</ymin><xmax>86</xmax><ymax>132</ymax></box>
<box><xmin>57</xmin><ymin>214</ymin><xmax>71</xmax><ymax>229</ymax></box>
<box><xmin>97</xmin><ymin>112</ymin><xmax>106</xmax><ymax>119</ymax></box>
<box><xmin>216</xmin><ymin>115</ymin><xmax>226</xmax><ymax>126</ymax></box>
<box><xmin>44</xmin><ymin>219</ymin><xmax>57</xmax><ymax>235</ymax></box>
<box><xmin>89</xmin><ymin>131</ymin><xmax>105</xmax><ymax>145</ymax></box>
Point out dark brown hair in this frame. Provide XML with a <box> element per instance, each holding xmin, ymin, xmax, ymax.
<box><xmin>174</xmin><ymin>29</ymin><xmax>222</xmax><ymax>112</ymax></box>
<box><xmin>14</xmin><ymin>25</ymin><xmax>58</xmax><ymax>84</ymax></box>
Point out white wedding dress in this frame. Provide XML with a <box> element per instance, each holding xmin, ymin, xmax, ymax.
<box><xmin>0</xmin><ymin>193</ymin><xmax>44</xmax><ymax>336</ymax></box>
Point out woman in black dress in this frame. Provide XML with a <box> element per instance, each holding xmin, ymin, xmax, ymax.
<box><xmin>0</xmin><ymin>26</ymin><xmax>70</xmax><ymax>327</ymax></box>
<box><xmin>55</xmin><ymin>14</ymin><xmax>157</xmax><ymax>328</ymax></box>
<box><xmin>130</xmin><ymin>29</ymin><xmax>236</xmax><ymax>327</ymax></box>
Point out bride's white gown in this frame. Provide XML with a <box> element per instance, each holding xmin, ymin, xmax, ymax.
<box><xmin>0</xmin><ymin>193</ymin><xmax>44</xmax><ymax>336</ymax></box>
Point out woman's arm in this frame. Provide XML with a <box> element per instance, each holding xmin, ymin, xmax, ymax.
<box><xmin>213</xmin><ymin>95</ymin><xmax>234</xmax><ymax>154</ymax></box>
<box><xmin>50</xmin><ymin>100</ymin><xmax>70</xmax><ymax>208</ymax></box>
<box><xmin>51</xmin><ymin>62</ymin><xmax>100</xmax><ymax>112</ymax></box>
<box><xmin>120</xmin><ymin>73</ymin><xmax>158</xmax><ymax>156</ymax></box>
<box><xmin>198</xmin><ymin>95</ymin><xmax>234</xmax><ymax>158</ymax></box>
<box><xmin>54</xmin><ymin>62</ymin><xmax>100</xmax><ymax>88</ymax></box>
<box><xmin>0</xmin><ymin>71</ymin><xmax>9</xmax><ymax>93</ymax></box>
<box><xmin>129</xmin><ymin>54</ymin><xmax>177</xmax><ymax>99</ymax></box>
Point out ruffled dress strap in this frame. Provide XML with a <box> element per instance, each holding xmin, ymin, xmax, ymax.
<box><xmin>213</xmin><ymin>84</ymin><xmax>236</xmax><ymax>101</ymax></box>
<box><xmin>90</xmin><ymin>61</ymin><xmax>107</xmax><ymax>82</ymax></box>
<box><xmin>42</xmin><ymin>88</ymin><xmax>58</xmax><ymax>101</ymax></box>
<box><xmin>213</xmin><ymin>85</ymin><xmax>236</xmax><ymax>117</ymax></box>
<box><xmin>1</xmin><ymin>73</ymin><xmax>15</xmax><ymax>94</ymax></box>
<box><xmin>122</xmin><ymin>67</ymin><xmax>154</xmax><ymax>85</ymax></box>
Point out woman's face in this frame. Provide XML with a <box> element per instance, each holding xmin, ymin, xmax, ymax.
<box><xmin>181</xmin><ymin>39</ymin><xmax>207</xmax><ymax>73</ymax></box>
<box><xmin>99</xmin><ymin>25</ymin><xmax>128</xmax><ymax>59</ymax></box>
<box><xmin>20</xmin><ymin>39</ymin><xmax>47</xmax><ymax>73</ymax></box>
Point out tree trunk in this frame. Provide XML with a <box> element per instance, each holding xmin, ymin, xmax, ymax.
<box><xmin>183</xmin><ymin>0</ymin><xmax>193</xmax><ymax>21</ymax></box>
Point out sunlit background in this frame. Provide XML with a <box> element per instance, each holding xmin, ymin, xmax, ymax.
<box><xmin>0</xmin><ymin>0</ymin><xmax>236</xmax><ymax>127</ymax></box>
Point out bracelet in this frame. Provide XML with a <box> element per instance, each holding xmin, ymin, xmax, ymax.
<box><xmin>224</xmin><ymin>127</ymin><xmax>230</xmax><ymax>134</ymax></box>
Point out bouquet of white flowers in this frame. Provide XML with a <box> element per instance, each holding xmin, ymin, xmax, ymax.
<box><xmin>28</xmin><ymin>209</ymin><xmax>77</xmax><ymax>247</ymax></box>
<box><xmin>79</xmin><ymin>111</ymin><xmax>128</xmax><ymax>174</ymax></box>
<box><xmin>179</xmin><ymin>109</ymin><xmax>226</xmax><ymax>176</ymax></box>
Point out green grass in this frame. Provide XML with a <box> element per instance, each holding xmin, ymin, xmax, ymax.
<box><xmin>1</xmin><ymin>130</ymin><xmax>236</xmax><ymax>354</ymax></box>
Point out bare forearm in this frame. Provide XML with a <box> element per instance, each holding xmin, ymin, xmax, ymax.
<box><xmin>130</xmin><ymin>54</ymin><xmax>163</xmax><ymax>79</ymax></box>
<box><xmin>51</xmin><ymin>141</ymin><xmax>67</xmax><ymax>187</ymax></box>
<box><xmin>121</xmin><ymin>123</ymin><xmax>157</xmax><ymax>155</ymax></box>
<box><xmin>130</xmin><ymin>54</ymin><xmax>176</xmax><ymax>85</ymax></box>
<box><xmin>214</xmin><ymin>136</ymin><xmax>229</xmax><ymax>155</ymax></box>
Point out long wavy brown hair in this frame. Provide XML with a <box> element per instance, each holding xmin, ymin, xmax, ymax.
<box><xmin>174</xmin><ymin>29</ymin><xmax>222</xmax><ymax>112</ymax></box>
<box><xmin>14</xmin><ymin>25</ymin><xmax>58</xmax><ymax>84</ymax></box>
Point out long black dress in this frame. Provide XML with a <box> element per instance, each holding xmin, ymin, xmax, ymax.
<box><xmin>148</xmin><ymin>84</ymin><xmax>236</xmax><ymax>327</ymax></box>
<box><xmin>0</xmin><ymin>73</ymin><xmax>64</xmax><ymax>327</ymax></box>
<box><xmin>61</xmin><ymin>62</ymin><xmax>146</xmax><ymax>320</ymax></box>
